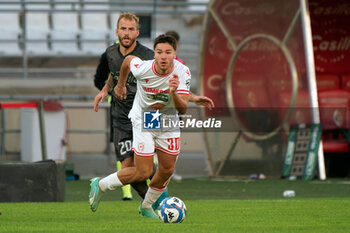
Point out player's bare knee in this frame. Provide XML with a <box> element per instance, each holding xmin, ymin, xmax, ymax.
<box><xmin>159</xmin><ymin>164</ymin><xmax>175</xmax><ymax>173</ymax></box>
<box><xmin>161</xmin><ymin>167</ymin><xmax>175</xmax><ymax>178</ymax></box>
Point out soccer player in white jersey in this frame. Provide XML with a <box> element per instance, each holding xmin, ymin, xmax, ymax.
<box><xmin>90</xmin><ymin>34</ymin><xmax>190</xmax><ymax>218</ymax></box>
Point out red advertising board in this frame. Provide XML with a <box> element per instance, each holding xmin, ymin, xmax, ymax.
<box><xmin>201</xmin><ymin>0</ymin><xmax>350</xmax><ymax>115</ymax></box>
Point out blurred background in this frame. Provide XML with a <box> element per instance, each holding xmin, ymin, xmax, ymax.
<box><xmin>0</xmin><ymin>0</ymin><xmax>210</xmax><ymax>180</ymax></box>
<box><xmin>0</xmin><ymin>0</ymin><xmax>349</xmax><ymax>181</ymax></box>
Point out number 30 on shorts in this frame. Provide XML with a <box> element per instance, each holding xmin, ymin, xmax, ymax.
<box><xmin>167</xmin><ymin>137</ymin><xmax>180</xmax><ymax>151</ymax></box>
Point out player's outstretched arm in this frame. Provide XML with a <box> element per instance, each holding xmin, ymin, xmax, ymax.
<box><xmin>94</xmin><ymin>74</ymin><xmax>113</xmax><ymax>112</ymax></box>
<box><xmin>114</xmin><ymin>55</ymin><xmax>135</xmax><ymax>100</ymax></box>
<box><xmin>189</xmin><ymin>92</ymin><xmax>215</xmax><ymax>110</ymax></box>
<box><xmin>169</xmin><ymin>74</ymin><xmax>190</xmax><ymax>114</ymax></box>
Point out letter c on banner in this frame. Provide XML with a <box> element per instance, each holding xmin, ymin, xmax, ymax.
<box><xmin>207</xmin><ymin>74</ymin><xmax>223</xmax><ymax>90</ymax></box>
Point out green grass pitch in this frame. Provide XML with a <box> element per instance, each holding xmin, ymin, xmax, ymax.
<box><xmin>1</xmin><ymin>178</ymin><xmax>350</xmax><ymax>232</ymax></box>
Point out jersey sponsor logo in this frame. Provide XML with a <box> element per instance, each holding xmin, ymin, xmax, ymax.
<box><xmin>142</xmin><ymin>86</ymin><xmax>170</xmax><ymax>94</ymax></box>
<box><xmin>186</xmin><ymin>69</ymin><xmax>190</xmax><ymax>76</ymax></box>
<box><xmin>134</xmin><ymin>63</ymin><xmax>139</xmax><ymax>68</ymax></box>
<box><xmin>147</xmin><ymin>93</ymin><xmax>169</xmax><ymax>102</ymax></box>
<box><xmin>145</xmin><ymin>79</ymin><xmax>149</xmax><ymax>83</ymax></box>
<box><xmin>143</xmin><ymin>110</ymin><xmax>161</xmax><ymax>129</ymax></box>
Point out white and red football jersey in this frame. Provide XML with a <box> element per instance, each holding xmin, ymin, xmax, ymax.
<box><xmin>128</xmin><ymin>57</ymin><xmax>191</xmax><ymax>122</ymax></box>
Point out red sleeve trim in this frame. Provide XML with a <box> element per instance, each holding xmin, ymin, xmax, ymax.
<box><xmin>177</xmin><ymin>89</ymin><xmax>190</xmax><ymax>95</ymax></box>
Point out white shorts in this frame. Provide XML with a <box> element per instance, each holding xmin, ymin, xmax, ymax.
<box><xmin>132</xmin><ymin>122</ymin><xmax>180</xmax><ymax>157</ymax></box>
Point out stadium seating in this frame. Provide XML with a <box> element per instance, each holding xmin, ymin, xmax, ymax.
<box><xmin>0</xmin><ymin>10</ymin><xmax>22</xmax><ymax>55</ymax></box>
<box><xmin>51</xmin><ymin>0</ymin><xmax>82</xmax><ymax>55</ymax></box>
<box><xmin>0</xmin><ymin>1</ymin><xmax>201</xmax><ymax>57</ymax></box>
<box><xmin>318</xmin><ymin>90</ymin><xmax>350</xmax><ymax>153</ymax></box>
<box><xmin>26</xmin><ymin>15</ymin><xmax>52</xmax><ymax>55</ymax></box>
<box><xmin>80</xmin><ymin>0</ymin><xmax>111</xmax><ymax>55</ymax></box>
<box><xmin>23</xmin><ymin>0</ymin><xmax>52</xmax><ymax>55</ymax></box>
<box><xmin>278</xmin><ymin>88</ymin><xmax>350</xmax><ymax>154</ymax></box>
<box><xmin>109</xmin><ymin>12</ymin><xmax>120</xmax><ymax>39</ymax></box>
<box><xmin>51</xmin><ymin>13</ymin><xmax>81</xmax><ymax>54</ymax></box>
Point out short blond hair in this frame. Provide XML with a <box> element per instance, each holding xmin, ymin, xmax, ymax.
<box><xmin>117</xmin><ymin>12</ymin><xmax>139</xmax><ymax>29</ymax></box>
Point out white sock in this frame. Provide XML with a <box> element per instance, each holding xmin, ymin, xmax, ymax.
<box><xmin>142</xmin><ymin>186</ymin><xmax>166</xmax><ymax>210</ymax></box>
<box><xmin>98</xmin><ymin>172</ymin><xmax>122</xmax><ymax>192</ymax></box>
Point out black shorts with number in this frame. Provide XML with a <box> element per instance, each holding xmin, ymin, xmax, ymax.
<box><xmin>113</xmin><ymin>127</ymin><xmax>133</xmax><ymax>162</ymax></box>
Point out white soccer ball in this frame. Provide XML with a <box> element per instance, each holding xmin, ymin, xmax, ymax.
<box><xmin>157</xmin><ymin>197</ymin><xmax>187</xmax><ymax>223</ymax></box>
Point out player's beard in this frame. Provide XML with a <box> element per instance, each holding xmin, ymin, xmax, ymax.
<box><xmin>119</xmin><ymin>36</ymin><xmax>136</xmax><ymax>49</ymax></box>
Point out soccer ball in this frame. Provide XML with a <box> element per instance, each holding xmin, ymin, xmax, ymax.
<box><xmin>157</xmin><ymin>197</ymin><xmax>187</xmax><ymax>223</ymax></box>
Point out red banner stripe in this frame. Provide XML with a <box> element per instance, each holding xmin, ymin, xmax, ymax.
<box><xmin>0</xmin><ymin>102</ymin><xmax>38</xmax><ymax>109</ymax></box>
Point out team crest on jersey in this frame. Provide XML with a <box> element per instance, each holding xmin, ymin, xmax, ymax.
<box><xmin>147</xmin><ymin>93</ymin><xmax>169</xmax><ymax>102</ymax></box>
<box><xmin>138</xmin><ymin>142</ymin><xmax>145</xmax><ymax>152</ymax></box>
